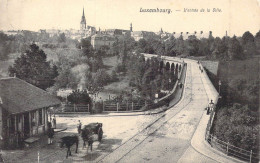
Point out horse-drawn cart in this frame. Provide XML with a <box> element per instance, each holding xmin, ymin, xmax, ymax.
<box><xmin>82</xmin><ymin>122</ymin><xmax>103</xmax><ymax>142</ymax></box>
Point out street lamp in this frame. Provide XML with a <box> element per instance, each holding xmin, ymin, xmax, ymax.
<box><xmin>155</xmin><ymin>93</ymin><xmax>159</xmax><ymax>103</ymax></box>
<box><xmin>218</xmin><ymin>80</ymin><xmax>222</xmax><ymax>98</ymax></box>
<box><xmin>168</xmin><ymin>78</ymin><xmax>171</xmax><ymax>91</ymax></box>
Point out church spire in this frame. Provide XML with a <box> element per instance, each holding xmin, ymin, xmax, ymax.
<box><xmin>82</xmin><ymin>7</ymin><xmax>85</xmax><ymax>17</ymax></box>
<box><xmin>80</xmin><ymin>7</ymin><xmax>86</xmax><ymax>30</ymax></box>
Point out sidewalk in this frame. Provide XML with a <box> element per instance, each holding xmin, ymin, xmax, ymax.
<box><xmin>187</xmin><ymin>58</ymin><xmax>245</xmax><ymax>163</ymax></box>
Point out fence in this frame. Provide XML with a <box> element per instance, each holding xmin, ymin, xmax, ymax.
<box><xmin>58</xmin><ymin>104</ymin><xmax>90</xmax><ymax>113</ymax></box>
<box><xmin>103</xmin><ymin>101</ymin><xmax>151</xmax><ymax>112</ymax></box>
<box><xmin>204</xmin><ymin>98</ymin><xmax>259</xmax><ymax>163</ymax></box>
<box><xmin>205</xmin><ymin>132</ymin><xmax>259</xmax><ymax>163</ymax></box>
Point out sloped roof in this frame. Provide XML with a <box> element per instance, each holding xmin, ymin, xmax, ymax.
<box><xmin>91</xmin><ymin>34</ymin><xmax>116</xmax><ymax>41</ymax></box>
<box><xmin>0</xmin><ymin>77</ymin><xmax>60</xmax><ymax>114</ymax></box>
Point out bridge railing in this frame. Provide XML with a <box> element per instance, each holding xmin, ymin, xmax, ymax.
<box><xmin>206</xmin><ymin>132</ymin><xmax>259</xmax><ymax>163</ymax></box>
<box><xmin>200</xmin><ymin>61</ymin><xmax>259</xmax><ymax>163</ymax></box>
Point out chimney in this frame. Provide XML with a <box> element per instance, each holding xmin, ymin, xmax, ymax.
<box><xmin>201</xmin><ymin>31</ymin><xmax>203</xmax><ymax>34</ymax></box>
<box><xmin>181</xmin><ymin>32</ymin><xmax>183</xmax><ymax>35</ymax></box>
<box><xmin>186</xmin><ymin>32</ymin><xmax>189</xmax><ymax>34</ymax></box>
<box><xmin>226</xmin><ymin>30</ymin><xmax>228</xmax><ymax>37</ymax></box>
<box><xmin>194</xmin><ymin>31</ymin><xmax>197</xmax><ymax>34</ymax></box>
<box><xmin>209</xmin><ymin>31</ymin><xmax>212</xmax><ymax>35</ymax></box>
<box><xmin>173</xmin><ymin>32</ymin><xmax>176</xmax><ymax>34</ymax></box>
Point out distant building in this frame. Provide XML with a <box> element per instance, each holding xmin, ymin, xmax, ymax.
<box><xmin>156</xmin><ymin>28</ymin><xmax>171</xmax><ymax>39</ymax></box>
<box><xmin>106</xmin><ymin>29</ymin><xmax>131</xmax><ymax>38</ymax></box>
<box><xmin>91</xmin><ymin>34</ymin><xmax>116</xmax><ymax>49</ymax></box>
<box><xmin>80</xmin><ymin>8</ymin><xmax>96</xmax><ymax>38</ymax></box>
<box><xmin>0</xmin><ymin>77</ymin><xmax>60</xmax><ymax>148</ymax></box>
<box><xmin>172</xmin><ymin>31</ymin><xmax>213</xmax><ymax>40</ymax></box>
<box><xmin>131</xmin><ymin>31</ymin><xmax>157</xmax><ymax>41</ymax></box>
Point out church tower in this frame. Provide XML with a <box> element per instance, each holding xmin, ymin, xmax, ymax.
<box><xmin>130</xmin><ymin>23</ymin><xmax>133</xmax><ymax>32</ymax></box>
<box><xmin>80</xmin><ymin>8</ymin><xmax>86</xmax><ymax>30</ymax></box>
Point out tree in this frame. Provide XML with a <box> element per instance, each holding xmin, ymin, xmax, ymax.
<box><xmin>241</xmin><ymin>31</ymin><xmax>256</xmax><ymax>57</ymax></box>
<box><xmin>175</xmin><ymin>36</ymin><xmax>185</xmax><ymax>56</ymax></box>
<box><xmin>8</xmin><ymin>44</ymin><xmax>58</xmax><ymax>90</ymax></box>
<box><xmin>185</xmin><ymin>35</ymin><xmax>200</xmax><ymax>56</ymax></box>
<box><xmin>211</xmin><ymin>37</ymin><xmax>228</xmax><ymax>60</ymax></box>
<box><xmin>228</xmin><ymin>36</ymin><xmax>244</xmax><ymax>60</ymax></box>
<box><xmin>78</xmin><ymin>38</ymin><xmax>94</xmax><ymax>57</ymax></box>
<box><xmin>58</xmin><ymin>33</ymin><xmax>66</xmax><ymax>43</ymax></box>
<box><xmin>0</xmin><ymin>32</ymin><xmax>12</xmax><ymax>60</ymax></box>
<box><xmin>255</xmin><ymin>30</ymin><xmax>260</xmax><ymax>55</ymax></box>
<box><xmin>67</xmin><ymin>90</ymin><xmax>92</xmax><ymax>105</ymax></box>
<box><xmin>165</xmin><ymin>36</ymin><xmax>177</xmax><ymax>56</ymax></box>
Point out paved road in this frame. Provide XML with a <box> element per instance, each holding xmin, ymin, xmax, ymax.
<box><xmin>99</xmin><ymin>59</ymin><xmax>219</xmax><ymax>163</ymax></box>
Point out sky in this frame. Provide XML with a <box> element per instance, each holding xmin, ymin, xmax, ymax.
<box><xmin>0</xmin><ymin>0</ymin><xmax>260</xmax><ymax>37</ymax></box>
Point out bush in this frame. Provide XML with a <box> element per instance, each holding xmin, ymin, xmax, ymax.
<box><xmin>92</xmin><ymin>101</ymin><xmax>103</xmax><ymax>114</ymax></box>
<box><xmin>67</xmin><ymin>90</ymin><xmax>92</xmax><ymax>105</ymax></box>
<box><xmin>213</xmin><ymin>104</ymin><xmax>259</xmax><ymax>152</ymax></box>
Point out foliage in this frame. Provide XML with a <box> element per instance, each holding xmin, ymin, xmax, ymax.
<box><xmin>67</xmin><ymin>89</ymin><xmax>92</xmax><ymax>105</ymax></box>
<box><xmin>228</xmin><ymin>36</ymin><xmax>245</xmax><ymax>60</ymax></box>
<box><xmin>0</xmin><ymin>32</ymin><xmax>16</xmax><ymax>60</ymax></box>
<box><xmin>213</xmin><ymin>104</ymin><xmax>259</xmax><ymax>152</ymax></box>
<box><xmin>8</xmin><ymin>44</ymin><xmax>58</xmax><ymax>90</ymax></box>
<box><xmin>58</xmin><ymin>33</ymin><xmax>66</xmax><ymax>43</ymax></box>
<box><xmin>241</xmin><ymin>31</ymin><xmax>256</xmax><ymax>56</ymax></box>
<box><xmin>127</xmin><ymin>54</ymin><xmax>179</xmax><ymax>100</ymax></box>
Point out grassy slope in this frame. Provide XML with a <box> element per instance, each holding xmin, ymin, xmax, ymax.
<box><xmin>218</xmin><ymin>57</ymin><xmax>259</xmax><ymax>82</ymax></box>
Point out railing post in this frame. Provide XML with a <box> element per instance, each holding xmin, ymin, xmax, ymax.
<box><xmin>132</xmin><ymin>102</ymin><xmax>134</xmax><ymax>111</ymax></box>
<box><xmin>117</xmin><ymin>102</ymin><xmax>119</xmax><ymax>112</ymax></box>
<box><xmin>103</xmin><ymin>101</ymin><xmax>105</xmax><ymax>112</ymax></box>
<box><xmin>74</xmin><ymin>104</ymin><xmax>76</xmax><ymax>112</ymax></box>
<box><xmin>226</xmin><ymin>142</ymin><xmax>229</xmax><ymax>155</ymax></box>
<box><xmin>250</xmin><ymin>150</ymin><xmax>252</xmax><ymax>163</ymax></box>
<box><xmin>88</xmin><ymin>104</ymin><xmax>90</xmax><ymax>112</ymax></box>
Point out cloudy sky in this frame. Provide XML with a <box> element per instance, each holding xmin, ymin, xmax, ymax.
<box><xmin>0</xmin><ymin>0</ymin><xmax>259</xmax><ymax>36</ymax></box>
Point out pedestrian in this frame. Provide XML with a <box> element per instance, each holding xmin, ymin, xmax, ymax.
<box><xmin>87</xmin><ymin>132</ymin><xmax>94</xmax><ymax>152</ymax></box>
<box><xmin>52</xmin><ymin>116</ymin><xmax>56</xmax><ymax>129</ymax></box>
<box><xmin>98</xmin><ymin>125</ymin><xmax>103</xmax><ymax>142</ymax></box>
<box><xmin>77</xmin><ymin>120</ymin><xmax>82</xmax><ymax>134</ymax></box>
<box><xmin>47</xmin><ymin>122</ymin><xmax>54</xmax><ymax>144</ymax></box>
<box><xmin>207</xmin><ymin>107</ymin><xmax>210</xmax><ymax>115</ymax></box>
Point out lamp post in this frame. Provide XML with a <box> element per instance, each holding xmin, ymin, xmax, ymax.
<box><xmin>168</xmin><ymin>78</ymin><xmax>171</xmax><ymax>91</ymax></box>
<box><xmin>155</xmin><ymin>93</ymin><xmax>158</xmax><ymax>103</ymax></box>
<box><xmin>218</xmin><ymin>80</ymin><xmax>222</xmax><ymax>98</ymax></box>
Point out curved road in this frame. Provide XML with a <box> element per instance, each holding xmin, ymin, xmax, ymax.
<box><xmin>99</xmin><ymin>58</ymin><xmax>235</xmax><ymax>163</ymax></box>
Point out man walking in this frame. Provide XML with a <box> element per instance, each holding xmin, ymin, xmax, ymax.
<box><xmin>47</xmin><ymin>122</ymin><xmax>54</xmax><ymax>144</ymax></box>
<box><xmin>77</xmin><ymin>120</ymin><xmax>82</xmax><ymax>134</ymax></box>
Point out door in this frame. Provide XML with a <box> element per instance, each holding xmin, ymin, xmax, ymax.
<box><xmin>23</xmin><ymin>113</ymin><xmax>30</xmax><ymax>138</ymax></box>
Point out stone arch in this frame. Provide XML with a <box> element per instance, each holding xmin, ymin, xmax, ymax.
<box><xmin>165</xmin><ymin>62</ymin><xmax>170</xmax><ymax>71</ymax></box>
<box><xmin>159</xmin><ymin>61</ymin><xmax>164</xmax><ymax>72</ymax></box>
<box><xmin>171</xmin><ymin>63</ymin><xmax>175</xmax><ymax>72</ymax></box>
<box><xmin>175</xmin><ymin>64</ymin><xmax>179</xmax><ymax>76</ymax></box>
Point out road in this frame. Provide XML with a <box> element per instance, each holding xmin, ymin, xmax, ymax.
<box><xmin>99</xmin><ymin>59</ymin><xmax>218</xmax><ymax>163</ymax></box>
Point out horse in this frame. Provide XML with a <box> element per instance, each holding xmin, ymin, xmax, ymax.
<box><xmin>59</xmin><ymin>135</ymin><xmax>79</xmax><ymax>158</ymax></box>
<box><xmin>81</xmin><ymin>128</ymin><xmax>94</xmax><ymax>152</ymax></box>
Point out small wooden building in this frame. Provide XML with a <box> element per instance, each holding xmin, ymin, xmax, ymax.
<box><xmin>0</xmin><ymin>77</ymin><xmax>60</xmax><ymax>148</ymax></box>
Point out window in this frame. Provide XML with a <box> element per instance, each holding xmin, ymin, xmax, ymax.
<box><xmin>39</xmin><ymin>109</ymin><xmax>43</xmax><ymax>125</ymax></box>
<box><xmin>31</xmin><ymin>111</ymin><xmax>36</xmax><ymax>127</ymax></box>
